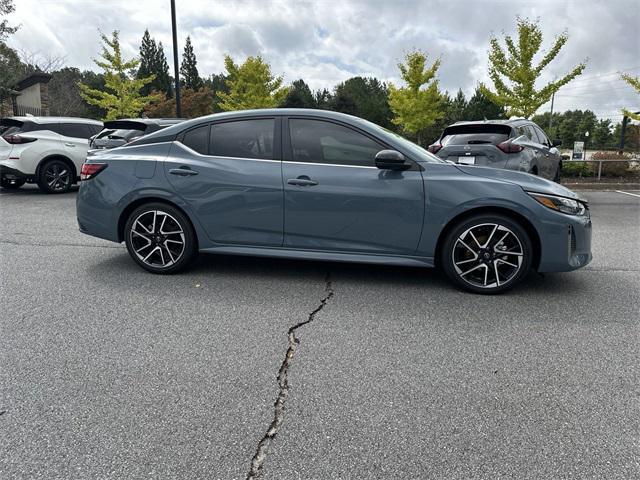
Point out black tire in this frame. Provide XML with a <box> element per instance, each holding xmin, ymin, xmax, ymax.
<box><xmin>124</xmin><ymin>202</ymin><xmax>197</xmax><ymax>274</ymax></box>
<box><xmin>1</xmin><ymin>177</ymin><xmax>25</xmax><ymax>189</ymax></box>
<box><xmin>37</xmin><ymin>159</ymin><xmax>74</xmax><ymax>193</ymax></box>
<box><xmin>440</xmin><ymin>214</ymin><xmax>533</xmax><ymax>294</ymax></box>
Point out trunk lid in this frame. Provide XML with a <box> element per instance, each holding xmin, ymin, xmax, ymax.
<box><xmin>435</xmin><ymin>123</ymin><xmax>513</xmax><ymax>168</ymax></box>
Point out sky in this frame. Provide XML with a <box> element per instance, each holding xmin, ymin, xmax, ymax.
<box><xmin>6</xmin><ymin>0</ymin><xmax>640</xmax><ymax>122</ymax></box>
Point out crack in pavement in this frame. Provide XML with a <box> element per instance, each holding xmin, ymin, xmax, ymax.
<box><xmin>246</xmin><ymin>273</ymin><xmax>334</xmax><ymax>480</ymax></box>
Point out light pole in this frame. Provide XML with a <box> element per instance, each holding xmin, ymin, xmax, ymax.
<box><xmin>170</xmin><ymin>0</ymin><xmax>181</xmax><ymax>117</ymax></box>
<box><xmin>584</xmin><ymin>130</ymin><xmax>589</xmax><ymax>161</ymax></box>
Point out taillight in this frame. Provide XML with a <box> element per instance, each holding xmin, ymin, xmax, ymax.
<box><xmin>3</xmin><ymin>135</ymin><xmax>37</xmax><ymax>144</ymax></box>
<box><xmin>497</xmin><ymin>141</ymin><xmax>524</xmax><ymax>153</ymax></box>
<box><xmin>80</xmin><ymin>162</ymin><xmax>107</xmax><ymax>180</ymax></box>
<box><xmin>427</xmin><ymin>143</ymin><xmax>442</xmax><ymax>154</ymax></box>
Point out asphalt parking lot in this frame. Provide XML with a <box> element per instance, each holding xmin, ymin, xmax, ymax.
<box><xmin>1</xmin><ymin>186</ymin><xmax>639</xmax><ymax>479</ymax></box>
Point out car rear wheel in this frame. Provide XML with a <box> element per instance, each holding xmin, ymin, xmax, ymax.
<box><xmin>440</xmin><ymin>214</ymin><xmax>533</xmax><ymax>294</ymax></box>
<box><xmin>1</xmin><ymin>177</ymin><xmax>25</xmax><ymax>189</ymax></box>
<box><xmin>37</xmin><ymin>159</ymin><xmax>74</xmax><ymax>193</ymax></box>
<box><xmin>124</xmin><ymin>203</ymin><xmax>197</xmax><ymax>274</ymax></box>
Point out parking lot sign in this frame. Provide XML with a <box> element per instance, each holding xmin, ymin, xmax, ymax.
<box><xmin>572</xmin><ymin>141</ymin><xmax>585</xmax><ymax>160</ymax></box>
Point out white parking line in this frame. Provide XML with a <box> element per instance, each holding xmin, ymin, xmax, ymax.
<box><xmin>615</xmin><ymin>190</ymin><xmax>640</xmax><ymax>198</ymax></box>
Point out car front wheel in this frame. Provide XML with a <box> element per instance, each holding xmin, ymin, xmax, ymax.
<box><xmin>124</xmin><ymin>203</ymin><xmax>197</xmax><ymax>274</ymax></box>
<box><xmin>441</xmin><ymin>214</ymin><xmax>533</xmax><ymax>294</ymax></box>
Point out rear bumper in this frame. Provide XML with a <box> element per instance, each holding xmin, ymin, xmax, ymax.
<box><xmin>0</xmin><ymin>164</ymin><xmax>30</xmax><ymax>182</ymax></box>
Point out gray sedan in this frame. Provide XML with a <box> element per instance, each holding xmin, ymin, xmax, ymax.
<box><xmin>76</xmin><ymin>109</ymin><xmax>591</xmax><ymax>293</ymax></box>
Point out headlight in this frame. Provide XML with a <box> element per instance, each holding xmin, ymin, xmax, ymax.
<box><xmin>528</xmin><ymin>192</ymin><xmax>587</xmax><ymax>215</ymax></box>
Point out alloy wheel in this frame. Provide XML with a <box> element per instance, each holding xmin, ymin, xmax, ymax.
<box><xmin>129</xmin><ymin>210</ymin><xmax>186</xmax><ymax>268</ymax></box>
<box><xmin>44</xmin><ymin>162</ymin><xmax>72</xmax><ymax>192</ymax></box>
<box><xmin>451</xmin><ymin>223</ymin><xmax>524</xmax><ymax>289</ymax></box>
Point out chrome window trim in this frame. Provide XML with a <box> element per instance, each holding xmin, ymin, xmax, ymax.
<box><xmin>283</xmin><ymin>160</ymin><xmax>378</xmax><ymax>169</ymax></box>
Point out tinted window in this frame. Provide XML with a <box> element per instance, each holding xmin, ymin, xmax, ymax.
<box><xmin>88</xmin><ymin>124</ymin><xmax>103</xmax><ymax>136</ymax></box>
<box><xmin>441</xmin><ymin>124</ymin><xmax>511</xmax><ymax>146</ymax></box>
<box><xmin>209</xmin><ymin>119</ymin><xmax>274</xmax><ymax>159</ymax></box>
<box><xmin>533</xmin><ymin>126</ymin><xmax>550</xmax><ymax>146</ymax></box>
<box><xmin>289</xmin><ymin>119</ymin><xmax>382</xmax><ymax>166</ymax></box>
<box><xmin>181</xmin><ymin>125</ymin><xmax>209</xmax><ymax>155</ymax></box>
<box><xmin>59</xmin><ymin>123</ymin><xmax>93</xmax><ymax>139</ymax></box>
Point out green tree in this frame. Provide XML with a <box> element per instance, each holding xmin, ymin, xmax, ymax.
<box><xmin>621</xmin><ymin>74</ymin><xmax>640</xmax><ymax>121</ymax></box>
<box><xmin>0</xmin><ymin>0</ymin><xmax>18</xmax><ymax>41</ymax></box>
<box><xmin>203</xmin><ymin>73</ymin><xmax>229</xmax><ymax>112</ymax></box>
<box><xmin>180</xmin><ymin>36</ymin><xmax>202</xmax><ymax>91</ymax></box>
<box><xmin>330</xmin><ymin>77</ymin><xmax>392</xmax><ymax>128</ymax></box>
<box><xmin>282</xmin><ymin>79</ymin><xmax>316</xmax><ymax>108</ymax></box>
<box><xmin>137</xmin><ymin>30</ymin><xmax>172</xmax><ymax>98</ymax></box>
<box><xmin>217</xmin><ymin>55</ymin><xmax>288</xmax><ymax>111</ymax></box>
<box><xmin>464</xmin><ymin>86</ymin><xmax>506</xmax><ymax>121</ymax></box>
<box><xmin>480</xmin><ymin>17</ymin><xmax>586</xmax><ymax>118</ymax></box>
<box><xmin>448</xmin><ymin>89</ymin><xmax>467</xmax><ymax>122</ymax></box>
<box><xmin>388</xmin><ymin>50</ymin><xmax>444</xmax><ymax>144</ymax></box>
<box><xmin>0</xmin><ymin>0</ymin><xmax>20</xmax><ymax>117</ymax></box>
<box><xmin>78</xmin><ymin>31</ymin><xmax>157</xmax><ymax>120</ymax></box>
<box><xmin>314</xmin><ymin>88</ymin><xmax>331</xmax><ymax>109</ymax></box>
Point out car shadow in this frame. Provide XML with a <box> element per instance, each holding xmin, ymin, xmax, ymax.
<box><xmin>0</xmin><ymin>185</ymin><xmax>79</xmax><ymax>195</ymax></box>
<box><xmin>86</xmin><ymin>248</ymin><xmax>586</xmax><ymax>298</ymax></box>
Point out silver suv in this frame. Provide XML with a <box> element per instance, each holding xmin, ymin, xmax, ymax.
<box><xmin>428</xmin><ymin>119</ymin><xmax>562</xmax><ymax>182</ymax></box>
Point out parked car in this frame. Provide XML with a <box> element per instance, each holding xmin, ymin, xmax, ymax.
<box><xmin>0</xmin><ymin>116</ymin><xmax>103</xmax><ymax>193</ymax></box>
<box><xmin>88</xmin><ymin>118</ymin><xmax>184</xmax><ymax>153</ymax></box>
<box><xmin>77</xmin><ymin>109</ymin><xmax>592</xmax><ymax>293</ymax></box>
<box><xmin>428</xmin><ymin>119</ymin><xmax>563</xmax><ymax>182</ymax></box>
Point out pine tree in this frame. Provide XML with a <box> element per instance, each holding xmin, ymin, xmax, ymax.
<box><xmin>137</xmin><ymin>30</ymin><xmax>172</xmax><ymax>98</ymax></box>
<box><xmin>621</xmin><ymin>74</ymin><xmax>640</xmax><ymax>121</ymax></box>
<box><xmin>78</xmin><ymin>31</ymin><xmax>158</xmax><ymax>120</ymax></box>
<box><xmin>388</xmin><ymin>50</ymin><xmax>444</xmax><ymax>144</ymax></box>
<box><xmin>180</xmin><ymin>36</ymin><xmax>202</xmax><ymax>90</ymax></box>
<box><xmin>464</xmin><ymin>86</ymin><xmax>506</xmax><ymax>121</ymax></box>
<box><xmin>480</xmin><ymin>17</ymin><xmax>586</xmax><ymax>118</ymax></box>
<box><xmin>217</xmin><ymin>55</ymin><xmax>288</xmax><ymax>111</ymax></box>
<box><xmin>282</xmin><ymin>79</ymin><xmax>316</xmax><ymax>108</ymax></box>
<box><xmin>154</xmin><ymin>42</ymin><xmax>172</xmax><ymax>98</ymax></box>
<box><xmin>449</xmin><ymin>89</ymin><xmax>467</xmax><ymax>122</ymax></box>
<box><xmin>137</xmin><ymin>29</ymin><xmax>157</xmax><ymax>97</ymax></box>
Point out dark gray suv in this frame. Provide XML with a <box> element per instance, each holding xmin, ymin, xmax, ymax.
<box><xmin>428</xmin><ymin>119</ymin><xmax>562</xmax><ymax>181</ymax></box>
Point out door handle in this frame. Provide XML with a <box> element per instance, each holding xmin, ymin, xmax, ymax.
<box><xmin>64</xmin><ymin>143</ymin><xmax>76</xmax><ymax>147</ymax></box>
<box><xmin>169</xmin><ymin>167</ymin><xmax>199</xmax><ymax>176</ymax></box>
<box><xmin>287</xmin><ymin>177</ymin><xmax>318</xmax><ymax>187</ymax></box>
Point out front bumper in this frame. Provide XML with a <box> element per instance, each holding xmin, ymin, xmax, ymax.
<box><xmin>537</xmin><ymin>210</ymin><xmax>592</xmax><ymax>273</ymax></box>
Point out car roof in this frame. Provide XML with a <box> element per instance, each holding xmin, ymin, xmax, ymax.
<box><xmin>149</xmin><ymin>109</ymin><xmax>377</xmax><ymax>138</ymax></box>
<box><xmin>5</xmin><ymin>116</ymin><xmax>103</xmax><ymax>125</ymax></box>
<box><xmin>102</xmin><ymin>118</ymin><xmax>184</xmax><ymax>128</ymax></box>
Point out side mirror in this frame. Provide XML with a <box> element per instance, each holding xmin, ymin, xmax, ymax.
<box><xmin>375</xmin><ymin>150</ymin><xmax>410</xmax><ymax>171</ymax></box>
<box><xmin>552</xmin><ymin>139</ymin><xmax>562</xmax><ymax>147</ymax></box>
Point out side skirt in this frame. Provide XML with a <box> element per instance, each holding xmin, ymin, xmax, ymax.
<box><xmin>199</xmin><ymin>245</ymin><xmax>435</xmax><ymax>268</ymax></box>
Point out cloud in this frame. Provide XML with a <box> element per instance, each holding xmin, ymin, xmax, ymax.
<box><xmin>6</xmin><ymin>0</ymin><xmax>640</xmax><ymax>120</ymax></box>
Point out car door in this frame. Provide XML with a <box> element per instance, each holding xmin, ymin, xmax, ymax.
<box><xmin>282</xmin><ymin>117</ymin><xmax>424</xmax><ymax>255</ymax></box>
<box><xmin>533</xmin><ymin>125</ymin><xmax>559</xmax><ymax>178</ymax></box>
<box><xmin>59</xmin><ymin>122</ymin><xmax>93</xmax><ymax>170</ymax></box>
<box><xmin>164</xmin><ymin>117</ymin><xmax>284</xmax><ymax>247</ymax></box>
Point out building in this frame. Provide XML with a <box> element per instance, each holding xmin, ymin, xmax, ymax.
<box><xmin>0</xmin><ymin>72</ymin><xmax>52</xmax><ymax>117</ymax></box>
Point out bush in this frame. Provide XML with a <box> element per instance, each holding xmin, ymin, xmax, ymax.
<box><xmin>591</xmin><ymin>151</ymin><xmax>632</xmax><ymax>177</ymax></box>
<box><xmin>561</xmin><ymin>161</ymin><xmax>592</xmax><ymax>177</ymax></box>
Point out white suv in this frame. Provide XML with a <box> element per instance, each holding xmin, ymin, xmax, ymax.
<box><xmin>0</xmin><ymin>116</ymin><xmax>103</xmax><ymax>193</ymax></box>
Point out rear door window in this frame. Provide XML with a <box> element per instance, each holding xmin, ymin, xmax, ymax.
<box><xmin>59</xmin><ymin>123</ymin><xmax>94</xmax><ymax>139</ymax></box>
<box><xmin>209</xmin><ymin>119</ymin><xmax>275</xmax><ymax>159</ymax></box>
<box><xmin>441</xmin><ymin>124</ymin><xmax>511</xmax><ymax>146</ymax></box>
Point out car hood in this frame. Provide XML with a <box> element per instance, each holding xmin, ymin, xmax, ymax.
<box><xmin>455</xmin><ymin>165</ymin><xmax>584</xmax><ymax>201</ymax></box>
